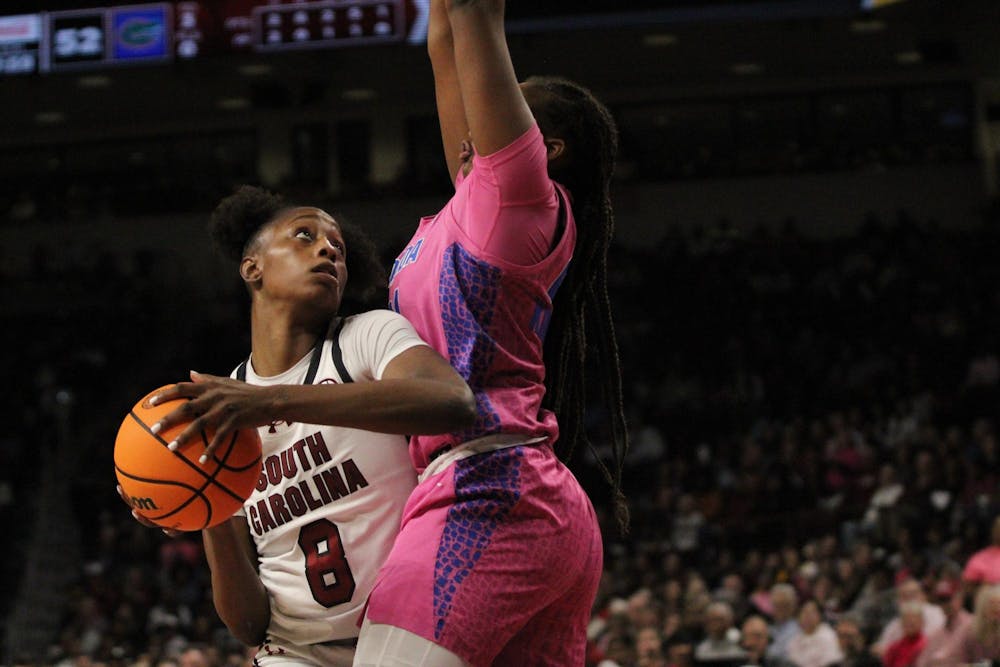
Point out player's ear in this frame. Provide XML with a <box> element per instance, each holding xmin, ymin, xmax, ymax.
<box><xmin>544</xmin><ymin>137</ymin><xmax>566</xmax><ymax>162</ymax></box>
<box><xmin>240</xmin><ymin>255</ymin><xmax>261</xmax><ymax>284</ymax></box>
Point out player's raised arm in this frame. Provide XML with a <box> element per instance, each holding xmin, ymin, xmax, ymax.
<box><xmin>428</xmin><ymin>0</ymin><xmax>469</xmax><ymax>182</ymax></box>
<box><xmin>444</xmin><ymin>0</ymin><xmax>535</xmax><ymax>158</ymax></box>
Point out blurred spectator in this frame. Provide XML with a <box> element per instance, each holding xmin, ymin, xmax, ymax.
<box><xmin>693</xmin><ymin>601</ymin><xmax>747</xmax><ymax>666</ymax></box>
<box><xmin>914</xmin><ymin>578</ymin><xmax>972</xmax><ymax>667</ymax></box>
<box><xmin>871</xmin><ymin>579</ymin><xmax>944</xmax><ymax>657</ymax></box>
<box><xmin>847</xmin><ymin>559</ymin><xmax>898</xmax><ymax>641</ymax></box>
<box><xmin>962</xmin><ymin>515</ymin><xmax>1000</xmax><ymax>589</ymax></box>
<box><xmin>741</xmin><ymin>614</ymin><xmax>795</xmax><ymax>666</ymax></box>
<box><xmin>636</xmin><ymin>626</ymin><xmax>667</xmax><ymax>666</ymax></box>
<box><xmin>835</xmin><ymin>616</ymin><xmax>881</xmax><ymax>667</ymax></box>
<box><xmin>672</xmin><ymin>494</ymin><xmax>707</xmax><ymax>557</ymax></box>
<box><xmin>178</xmin><ymin>645</ymin><xmax>209</xmax><ymax>667</ymax></box>
<box><xmin>766</xmin><ymin>583</ymin><xmax>801</xmax><ymax>662</ymax></box>
<box><xmin>958</xmin><ymin>583</ymin><xmax>1000</xmax><ymax>663</ymax></box>
<box><xmin>714</xmin><ymin>574</ymin><xmax>749</xmax><ymax>622</ymax></box>
<box><xmin>786</xmin><ymin>600</ymin><xmax>844</xmax><ymax>667</ymax></box>
<box><xmin>881</xmin><ymin>601</ymin><xmax>926</xmax><ymax>667</ymax></box>
<box><xmin>598</xmin><ymin>633</ymin><xmax>637</xmax><ymax>667</ymax></box>
<box><xmin>858</xmin><ymin>464</ymin><xmax>904</xmax><ymax>544</ymax></box>
<box><xmin>665</xmin><ymin>630</ymin><xmax>696</xmax><ymax>667</ymax></box>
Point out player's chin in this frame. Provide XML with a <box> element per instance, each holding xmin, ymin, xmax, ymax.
<box><xmin>306</xmin><ymin>289</ymin><xmax>341</xmax><ymax>316</ymax></box>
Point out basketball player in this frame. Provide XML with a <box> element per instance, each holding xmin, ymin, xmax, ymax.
<box><xmin>353</xmin><ymin>0</ymin><xmax>629</xmax><ymax>664</ymax></box>
<box><xmin>123</xmin><ymin>185</ymin><xmax>476</xmax><ymax>667</ymax></box>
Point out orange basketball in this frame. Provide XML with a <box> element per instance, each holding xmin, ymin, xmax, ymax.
<box><xmin>114</xmin><ymin>385</ymin><xmax>262</xmax><ymax>531</ymax></box>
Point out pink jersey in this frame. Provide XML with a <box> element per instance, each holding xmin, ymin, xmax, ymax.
<box><xmin>388</xmin><ymin>124</ymin><xmax>576</xmax><ymax>472</ymax></box>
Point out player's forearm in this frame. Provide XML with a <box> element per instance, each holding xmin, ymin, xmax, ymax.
<box><xmin>427</xmin><ymin>0</ymin><xmax>454</xmax><ymax>60</ymax></box>
<box><xmin>443</xmin><ymin>0</ymin><xmax>533</xmax><ymax>158</ymax></box>
<box><xmin>269</xmin><ymin>379</ymin><xmax>476</xmax><ymax>435</ymax></box>
<box><xmin>203</xmin><ymin>521</ymin><xmax>270</xmax><ymax>646</ymax></box>
<box><xmin>428</xmin><ymin>0</ymin><xmax>468</xmax><ymax>181</ymax></box>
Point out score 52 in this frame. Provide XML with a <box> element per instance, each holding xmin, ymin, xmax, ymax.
<box><xmin>48</xmin><ymin>12</ymin><xmax>107</xmax><ymax>68</ymax></box>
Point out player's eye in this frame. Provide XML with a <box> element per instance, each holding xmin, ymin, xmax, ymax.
<box><xmin>295</xmin><ymin>228</ymin><xmax>313</xmax><ymax>241</ymax></box>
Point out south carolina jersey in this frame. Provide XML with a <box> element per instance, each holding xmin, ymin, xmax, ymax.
<box><xmin>387</xmin><ymin>124</ymin><xmax>577</xmax><ymax>472</ymax></box>
<box><xmin>232</xmin><ymin>309</ymin><xmax>421</xmax><ymax>644</ymax></box>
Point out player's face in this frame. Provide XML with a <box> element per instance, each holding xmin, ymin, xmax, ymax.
<box><xmin>256</xmin><ymin>207</ymin><xmax>348</xmax><ymax>313</ymax></box>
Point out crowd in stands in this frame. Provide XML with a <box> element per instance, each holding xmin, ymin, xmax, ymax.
<box><xmin>3</xmin><ymin>198</ymin><xmax>1000</xmax><ymax>667</ymax></box>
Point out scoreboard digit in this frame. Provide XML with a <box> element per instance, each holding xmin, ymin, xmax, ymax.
<box><xmin>46</xmin><ymin>10</ymin><xmax>107</xmax><ymax>70</ymax></box>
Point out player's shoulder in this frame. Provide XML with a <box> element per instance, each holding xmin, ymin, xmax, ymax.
<box><xmin>340</xmin><ymin>308</ymin><xmax>411</xmax><ymax>332</ymax></box>
<box><xmin>338</xmin><ymin>309</ymin><xmax>422</xmax><ymax>346</ymax></box>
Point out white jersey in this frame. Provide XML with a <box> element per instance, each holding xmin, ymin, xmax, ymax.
<box><xmin>232</xmin><ymin>310</ymin><xmax>421</xmax><ymax>645</ymax></box>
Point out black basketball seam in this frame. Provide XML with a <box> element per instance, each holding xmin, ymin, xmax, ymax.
<box><xmin>114</xmin><ymin>464</ymin><xmax>213</xmax><ymax>530</ymax></box>
<box><xmin>126</xmin><ymin>411</ymin><xmax>259</xmax><ymax>504</ymax></box>
<box><xmin>205</xmin><ymin>429</ymin><xmax>262</xmax><ymax>500</ymax></box>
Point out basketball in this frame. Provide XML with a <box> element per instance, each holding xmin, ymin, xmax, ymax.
<box><xmin>114</xmin><ymin>385</ymin><xmax>263</xmax><ymax>531</ymax></box>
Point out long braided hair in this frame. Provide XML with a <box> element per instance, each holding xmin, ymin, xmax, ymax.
<box><xmin>524</xmin><ymin>76</ymin><xmax>630</xmax><ymax>534</ymax></box>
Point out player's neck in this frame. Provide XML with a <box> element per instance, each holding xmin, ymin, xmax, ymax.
<box><xmin>249</xmin><ymin>306</ymin><xmax>326</xmax><ymax>376</ymax></box>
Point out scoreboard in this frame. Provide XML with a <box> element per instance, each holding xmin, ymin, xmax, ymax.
<box><xmin>0</xmin><ymin>14</ymin><xmax>43</xmax><ymax>75</ymax></box>
<box><xmin>1</xmin><ymin>0</ymin><xmax>427</xmax><ymax>76</ymax></box>
<box><xmin>174</xmin><ymin>0</ymin><xmax>422</xmax><ymax>59</ymax></box>
<box><xmin>1</xmin><ymin>0</ymin><xmax>872</xmax><ymax>77</ymax></box>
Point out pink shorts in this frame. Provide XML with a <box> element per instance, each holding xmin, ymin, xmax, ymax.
<box><xmin>363</xmin><ymin>444</ymin><xmax>603</xmax><ymax>666</ymax></box>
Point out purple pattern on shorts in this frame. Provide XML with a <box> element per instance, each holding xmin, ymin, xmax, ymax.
<box><xmin>433</xmin><ymin>448</ymin><xmax>523</xmax><ymax>639</ymax></box>
<box><xmin>439</xmin><ymin>243</ymin><xmax>502</xmax><ymax>440</ymax></box>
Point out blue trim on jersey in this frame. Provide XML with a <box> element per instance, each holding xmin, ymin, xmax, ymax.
<box><xmin>439</xmin><ymin>243</ymin><xmax>503</xmax><ymax>441</ymax></box>
<box><xmin>432</xmin><ymin>447</ymin><xmax>523</xmax><ymax>639</ymax></box>
<box><xmin>529</xmin><ymin>263</ymin><xmax>568</xmax><ymax>341</ymax></box>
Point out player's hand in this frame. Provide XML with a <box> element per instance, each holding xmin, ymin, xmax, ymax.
<box><xmin>148</xmin><ymin>371</ymin><xmax>273</xmax><ymax>464</ymax></box>
<box><xmin>117</xmin><ymin>484</ymin><xmax>183</xmax><ymax>537</ymax></box>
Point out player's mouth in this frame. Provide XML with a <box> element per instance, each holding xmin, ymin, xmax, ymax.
<box><xmin>311</xmin><ymin>262</ymin><xmax>339</xmax><ymax>284</ymax></box>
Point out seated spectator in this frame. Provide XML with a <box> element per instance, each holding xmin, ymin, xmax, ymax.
<box><xmin>666</xmin><ymin>630</ymin><xmax>697</xmax><ymax>667</ymax></box>
<box><xmin>787</xmin><ymin>600</ymin><xmax>844</xmax><ymax>667</ymax></box>
<box><xmin>693</xmin><ymin>601</ymin><xmax>748</xmax><ymax>666</ymax></box>
<box><xmin>637</xmin><ymin>626</ymin><xmax>667</xmax><ymax>665</ymax></box>
<box><xmin>598</xmin><ymin>633</ymin><xmax>637</xmax><ymax>667</ymax></box>
<box><xmin>962</xmin><ymin>515</ymin><xmax>1000</xmax><ymax>590</ymax></box>
<box><xmin>860</xmin><ymin>464</ymin><xmax>904</xmax><ymax>543</ymax></box>
<box><xmin>835</xmin><ymin>615</ymin><xmax>881</xmax><ymax>667</ymax></box>
<box><xmin>741</xmin><ymin>614</ymin><xmax>795</xmax><ymax>666</ymax></box>
<box><xmin>958</xmin><ymin>583</ymin><xmax>1000</xmax><ymax>663</ymax></box>
<box><xmin>914</xmin><ymin>578</ymin><xmax>973</xmax><ymax>667</ymax></box>
<box><xmin>766</xmin><ymin>583</ymin><xmax>801</xmax><ymax>662</ymax></box>
<box><xmin>882</xmin><ymin>601</ymin><xmax>926</xmax><ymax>667</ymax></box>
<box><xmin>872</xmin><ymin>578</ymin><xmax>945</xmax><ymax>657</ymax></box>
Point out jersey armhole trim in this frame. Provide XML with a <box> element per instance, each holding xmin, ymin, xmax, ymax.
<box><xmin>331</xmin><ymin>318</ymin><xmax>354</xmax><ymax>384</ymax></box>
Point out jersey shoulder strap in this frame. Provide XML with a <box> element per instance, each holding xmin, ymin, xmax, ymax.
<box><xmin>234</xmin><ymin>317</ymin><xmax>351</xmax><ymax>385</ymax></box>
<box><xmin>330</xmin><ymin>317</ymin><xmax>354</xmax><ymax>384</ymax></box>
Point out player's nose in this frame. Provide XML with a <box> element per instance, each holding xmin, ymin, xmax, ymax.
<box><xmin>316</xmin><ymin>235</ymin><xmax>337</xmax><ymax>256</ymax></box>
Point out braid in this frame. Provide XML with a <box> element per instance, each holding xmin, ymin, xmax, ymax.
<box><xmin>527</xmin><ymin>76</ymin><xmax>631</xmax><ymax>535</ymax></box>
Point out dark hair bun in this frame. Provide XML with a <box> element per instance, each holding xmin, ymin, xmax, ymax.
<box><xmin>209</xmin><ymin>185</ymin><xmax>287</xmax><ymax>262</ymax></box>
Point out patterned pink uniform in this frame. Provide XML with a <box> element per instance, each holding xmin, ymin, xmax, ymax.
<box><xmin>366</xmin><ymin>125</ymin><xmax>603</xmax><ymax>665</ymax></box>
